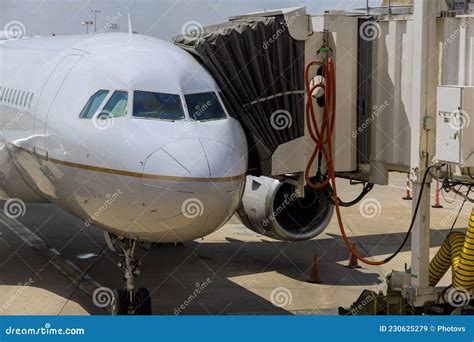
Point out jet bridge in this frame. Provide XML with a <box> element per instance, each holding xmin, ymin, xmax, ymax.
<box><xmin>175</xmin><ymin>1</ymin><xmax>474</xmax><ymax>313</ymax></box>
<box><xmin>174</xmin><ymin>7</ymin><xmax>358</xmax><ymax>180</ymax></box>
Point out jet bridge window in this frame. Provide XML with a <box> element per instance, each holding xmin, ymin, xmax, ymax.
<box><xmin>133</xmin><ymin>91</ymin><xmax>185</xmax><ymax>121</ymax></box>
<box><xmin>79</xmin><ymin>90</ymin><xmax>109</xmax><ymax>118</ymax></box>
<box><xmin>99</xmin><ymin>91</ymin><xmax>128</xmax><ymax>118</ymax></box>
<box><xmin>184</xmin><ymin>92</ymin><xmax>226</xmax><ymax>121</ymax></box>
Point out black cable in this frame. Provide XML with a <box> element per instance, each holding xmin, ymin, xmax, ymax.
<box><xmin>451</xmin><ymin>186</ymin><xmax>474</xmax><ymax>203</ymax></box>
<box><xmin>336</xmin><ymin>183</ymin><xmax>374</xmax><ymax>207</ymax></box>
<box><xmin>441</xmin><ymin>184</ymin><xmax>461</xmax><ymax>204</ymax></box>
<box><xmin>382</xmin><ymin>165</ymin><xmax>438</xmax><ymax>263</ymax></box>
<box><xmin>449</xmin><ymin>186</ymin><xmax>471</xmax><ymax>233</ymax></box>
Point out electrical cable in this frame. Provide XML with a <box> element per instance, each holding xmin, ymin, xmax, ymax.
<box><xmin>304</xmin><ymin>56</ymin><xmax>437</xmax><ymax>266</ymax></box>
<box><xmin>449</xmin><ymin>186</ymin><xmax>471</xmax><ymax>233</ymax></box>
<box><xmin>333</xmin><ymin>183</ymin><xmax>374</xmax><ymax>207</ymax></box>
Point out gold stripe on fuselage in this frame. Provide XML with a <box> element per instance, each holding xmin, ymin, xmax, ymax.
<box><xmin>10</xmin><ymin>143</ymin><xmax>246</xmax><ymax>183</ymax></box>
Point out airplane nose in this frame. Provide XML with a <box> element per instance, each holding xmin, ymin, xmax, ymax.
<box><xmin>139</xmin><ymin>138</ymin><xmax>246</xmax><ymax>241</ymax></box>
<box><xmin>143</xmin><ymin>139</ymin><xmax>211</xmax><ymax>179</ymax></box>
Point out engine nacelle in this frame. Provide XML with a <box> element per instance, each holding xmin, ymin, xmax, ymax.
<box><xmin>236</xmin><ymin>176</ymin><xmax>334</xmax><ymax>241</ymax></box>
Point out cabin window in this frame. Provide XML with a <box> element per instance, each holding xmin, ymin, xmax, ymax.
<box><xmin>184</xmin><ymin>92</ymin><xmax>227</xmax><ymax>121</ymax></box>
<box><xmin>79</xmin><ymin>90</ymin><xmax>109</xmax><ymax>118</ymax></box>
<box><xmin>133</xmin><ymin>91</ymin><xmax>184</xmax><ymax>121</ymax></box>
<box><xmin>19</xmin><ymin>91</ymin><xmax>25</xmax><ymax>107</ymax></box>
<box><xmin>23</xmin><ymin>92</ymin><xmax>28</xmax><ymax>107</ymax></box>
<box><xmin>98</xmin><ymin>91</ymin><xmax>128</xmax><ymax>118</ymax></box>
<box><xmin>9</xmin><ymin>89</ymin><xmax>14</xmax><ymax>103</ymax></box>
<box><xmin>14</xmin><ymin>90</ymin><xmax>20</xmax><ymax>105</ymax></box>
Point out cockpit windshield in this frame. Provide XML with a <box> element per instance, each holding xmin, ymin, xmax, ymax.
<box><xmin>133</xmin><ymin>91</ymin><xmax>185</xmax><ymax>121</ymax></box>
<box><xmin>184</xmin><ymin>92</ymin><xmax>227</xmax><ymax>121</ymax></box>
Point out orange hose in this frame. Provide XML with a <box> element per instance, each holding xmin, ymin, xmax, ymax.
<box><xmin>304</xmin><ymin>58</ymin><xmax>386</xmax><ymax>266</ymax></box>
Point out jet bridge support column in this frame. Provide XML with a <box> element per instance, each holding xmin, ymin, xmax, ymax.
<box><xmin>408</xmin><ymin>0</ymin><xmax>439</xmax><ymax>306</ymax></box>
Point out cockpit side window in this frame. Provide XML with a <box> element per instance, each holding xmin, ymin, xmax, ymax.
<box><xmin>133</xmin><ymin>91</ymin><xmax>184</xmax><ymax>121</ymax></box>
<box><xmin>98</xmin><ymin>91</ymin><xmax>128</xmax><ymax>118</ymax></box>
<box><xmin>79</xmin><ymin>90</ymin><xmax>109</xmax><ymax>118</ymax></box>
<box><xmin>184</xmin><ymin>92</ymin><xmax>227</xmax><ymax>121</ymax></box>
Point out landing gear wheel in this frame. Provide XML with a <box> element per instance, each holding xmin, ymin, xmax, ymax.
<box><xmin>107</xmin><ymin>236</ymin><xmax>153</xmax><ymax>315</ymax></box>
<box><xmin>134</xmin><ymin>288</ymin><xmax>152</xmax><ymax>315</ymax></box>
<box><xmin>111</xmin><ymin>289</ymin><xmax>128</xmax><ymax>315</ymax></box>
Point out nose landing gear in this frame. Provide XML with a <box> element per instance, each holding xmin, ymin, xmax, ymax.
<box><xmin>109</xmin><ymin>236</ymin><xmax>152</xmax><ymax>315</ymax></box>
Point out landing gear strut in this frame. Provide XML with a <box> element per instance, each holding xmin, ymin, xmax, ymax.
<box><xmin>109</xmin><ymin>237</ymin><xmax>152</xmax><ymax>315</ymax></box>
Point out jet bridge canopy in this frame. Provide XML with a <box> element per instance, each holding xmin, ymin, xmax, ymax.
<box><xmin>174</xmin><ymin>14</ymin><xmax>306</xmax><ymax>176</ymax></box>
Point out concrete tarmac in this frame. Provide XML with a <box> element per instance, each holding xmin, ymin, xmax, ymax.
<box><xmin>0</xmin><ymin>173</ymin><xmax>470</xmax><ymax>315</ymax></box>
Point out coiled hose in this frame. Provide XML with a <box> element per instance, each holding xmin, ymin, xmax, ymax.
<box><xmin>429</xmin><ymin>209</ymin><xmax>474</xmax><ymax>289</ymax></box>
<box><xmin>304</xmin><ymin>57</ymin><xmax>431</xmax><ymax>266</ymax></box>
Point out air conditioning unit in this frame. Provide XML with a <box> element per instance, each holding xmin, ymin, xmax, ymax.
<box><xmin>436</xmin><ymin>85</ymin><xmax>474</xmax><ymax>167</ymax></box>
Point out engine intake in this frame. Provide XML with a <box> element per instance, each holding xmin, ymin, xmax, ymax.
<box><xmin>236</xmin><ymin>176</ymin><xmax>334</xmax><ymax>241</ymax></box>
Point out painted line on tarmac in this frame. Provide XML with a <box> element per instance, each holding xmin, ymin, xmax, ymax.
<box><xmin>0</xmin><ymin>213</ymin><xmax>102</xmax><ymax>298</ymax></box>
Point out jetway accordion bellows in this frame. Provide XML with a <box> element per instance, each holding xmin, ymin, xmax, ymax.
<box><xmin>174</xmin><ymin>15</ymin><xmax>305</xmax><ymax>176</ymax></box>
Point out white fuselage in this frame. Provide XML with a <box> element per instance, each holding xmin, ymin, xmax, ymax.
<box><xmin>0</xmin><ymin>33</ymin><xmax>248</xmax><ymax>242</ymax></box>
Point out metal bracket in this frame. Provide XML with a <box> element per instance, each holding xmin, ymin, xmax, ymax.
<box><xmin>423</xmin><ymin>115</ymin><xmax>434</xmax><ymax>130</ymax></box>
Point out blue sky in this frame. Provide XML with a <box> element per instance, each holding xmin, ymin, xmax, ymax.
<box><xmin>0</xmin><ymin>0</ymin><xmax>379</xmax><ymax>40</ymax></box>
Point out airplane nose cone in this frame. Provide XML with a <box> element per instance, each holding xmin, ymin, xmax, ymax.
<box><xmin>140</xmin><ymin>138</ymin><xmax>246</xmax><ymax>241</ymax></box>
<box><xmin>143</xmin><ymin>139</ymin><xmax>211</xmax><ymax>179</ymax></box>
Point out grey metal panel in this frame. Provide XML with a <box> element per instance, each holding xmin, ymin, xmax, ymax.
<box><xmin>356</xmin><ymin>18</ymin><xmax>374</xmax><ymax>164</ymax></box>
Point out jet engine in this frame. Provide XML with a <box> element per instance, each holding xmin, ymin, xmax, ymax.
<box><xmin>236</xmin><ymin>176</ymin><xmax>334</xmax><ymax>241</ymax></box>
